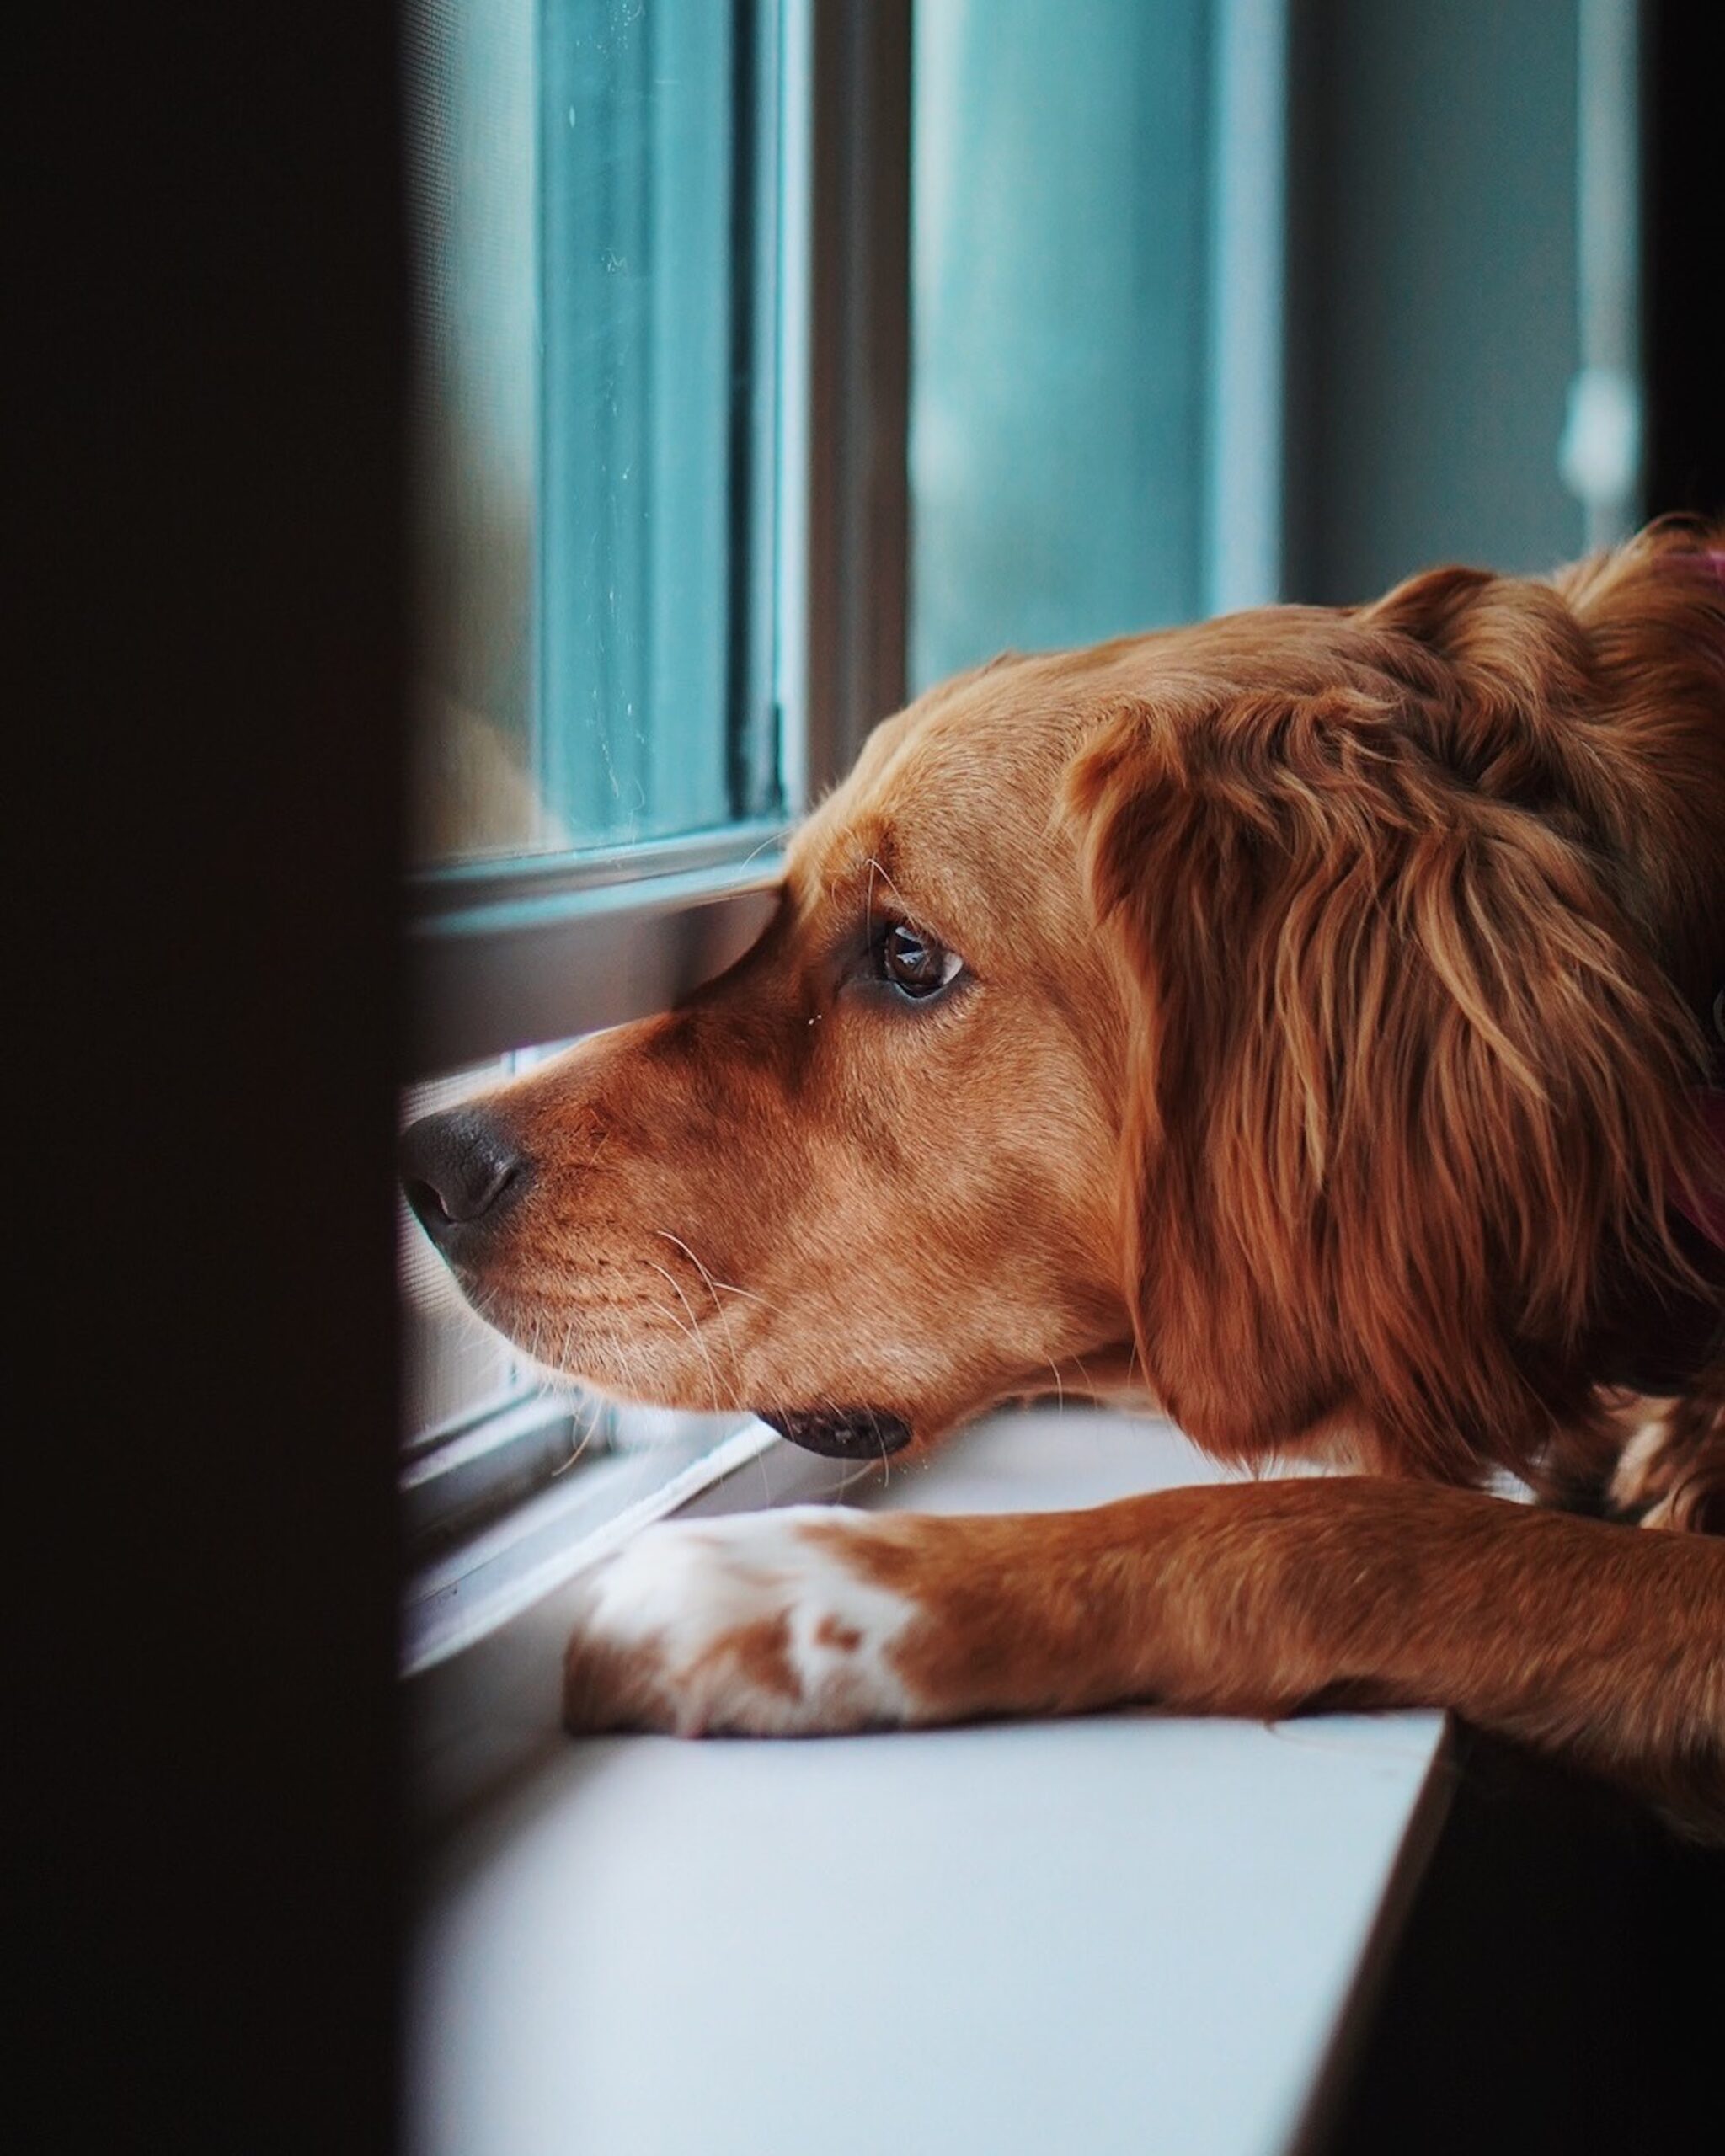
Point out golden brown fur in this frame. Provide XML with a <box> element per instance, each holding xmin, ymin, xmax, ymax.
<box><xmin>427</xmin><ymin>523</ymin><xmax>1725</xmax><ymax>1830</ymax></box>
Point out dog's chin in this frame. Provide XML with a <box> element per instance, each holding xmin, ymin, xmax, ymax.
<box><xmin>758</xmin><ymin>1407</ymin><xmax>914</xmax><ymax>1460</ymax></box>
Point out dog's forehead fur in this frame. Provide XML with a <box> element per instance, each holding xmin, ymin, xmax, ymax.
<box><xmin>785</xmin><ymin>645</ymin><xmax>1127</xmax><ymax>964</ymax></box>
<box><xmin>782</xmin><ymin>609</ymin><xmax>1357</xmax><ymax>963</ymax></box>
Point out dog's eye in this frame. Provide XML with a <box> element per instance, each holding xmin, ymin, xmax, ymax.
<box><xmin>876</xmin><ymin>922</ymin><xmax>963</xmax><ymax>1001</ymax></box>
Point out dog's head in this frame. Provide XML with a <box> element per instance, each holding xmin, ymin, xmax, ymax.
<box><xmin>403</xmin><ymin>533</ymin><xmax>1723</xmax><ymax>1471</ymax></box>
<box><xmin>402</xmin><ymin>645</ymin><xmax>1140</xmax><ymax>1457</ymax></box>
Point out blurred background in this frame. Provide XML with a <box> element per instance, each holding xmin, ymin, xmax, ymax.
<box><xmin>404</xmin><ymin>0</ymin><xmax>1705</xmax><ymax>873</ymax></box>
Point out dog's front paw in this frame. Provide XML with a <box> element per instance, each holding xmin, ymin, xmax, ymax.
<box><xmin>563</xmin><ymin>1508</ymin><xmax>921</xmax><ymax>1737</ymax></box>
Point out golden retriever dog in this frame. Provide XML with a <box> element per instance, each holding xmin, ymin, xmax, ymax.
<box><xmin>402</xmin><ymin>524</ymin><xmax>1725</xmax><ymax>1833</ymax></box>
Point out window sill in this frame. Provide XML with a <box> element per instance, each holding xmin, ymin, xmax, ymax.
<box><xmin>405</xmin><ymin>1408</ymin><xmax>1449</xmax><ymax>2156</ymax></box>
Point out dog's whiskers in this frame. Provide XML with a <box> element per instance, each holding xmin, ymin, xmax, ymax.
<box><xmin>653</xmin><ymin>1230</ymin><xmax>780</xmax><ymax>1314</ymax></box>
<box><xmin>651</xmin><ymin>1230</ymin><xmax>757</xmax><ymax>1406</ymax></box>
<box><xmin>654</xmin><ymin>1230</ymin><xmax>720</xmax><ymax>1299</ymax></box>
<box><xmin>551</xmin><ymin>1388</ymin><xmax>606</xmax><ymax>1477</ymax></box>
<box><xmin>643</xmin><ymin>1261</ymin><xmax>729</xmax><ymax>1415</ymax></box>
<box><xmin>711</xmin><ymin>1279</ymin><xmax>777</xmax><ymax>1310</ymax></box>
<box><xmin>862</xmin><ymin>850</ymin><xmax>908</xmax><ymax>947</ymax></box>
<box><xmin>740</xmin><ymin>828</ymin><xmax>786</xmax><ymax>869</ymax></box>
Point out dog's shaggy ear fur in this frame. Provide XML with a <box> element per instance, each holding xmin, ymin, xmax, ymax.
<box><xmin>1066</xmin><ymin>541</ymin><xmax>1723</xmax><ymax>1482</ymax></box>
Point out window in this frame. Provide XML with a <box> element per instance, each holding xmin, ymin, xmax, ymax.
<box><xmin>399</xmin><ymin>0</ymin><xmax>814</xmax><ymax>1666</ymax></box>
<box><xmin>406</xmin><ymin>0</ymin><xmax>784</xmax><ymax>867</ymax></box>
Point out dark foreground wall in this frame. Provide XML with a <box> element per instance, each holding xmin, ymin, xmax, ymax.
<box><xmin>16</xmin><ymin>9</ymin><xmax>406</xmax><ymax>2152</ymax></box>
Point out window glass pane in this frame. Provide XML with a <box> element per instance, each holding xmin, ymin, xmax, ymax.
<box><xmin>406</xmin><ymin>0</ymin><xmax>782</xmax><ymax>865</ymax></box>
<box><xmin>910</xmin><ymin>0</ymin><xmax>1212</xmax><ymax>691</ymax></box>
<box><xmin>407</xmin><ymin>0</ymin><xmax>541</xmax><ymax>860</ymax></box>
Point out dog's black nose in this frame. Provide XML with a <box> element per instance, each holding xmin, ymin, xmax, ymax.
<box><xmin>399</xmin><ymin>1107</ymin><xmax>532</xmax><ymax>1248</ymax></box>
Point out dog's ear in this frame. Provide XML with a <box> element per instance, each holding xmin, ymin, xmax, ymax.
<box><xmin>1065</xmin><ymin>667</ymin><xmax>1701</xmax><ymax>1480</ymax></box>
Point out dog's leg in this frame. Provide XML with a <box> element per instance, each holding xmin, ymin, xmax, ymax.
<box><xmin>563</xmin><ymin>1480</ymin><xmax>1725</xmax><ymax>1831</ymax></box>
